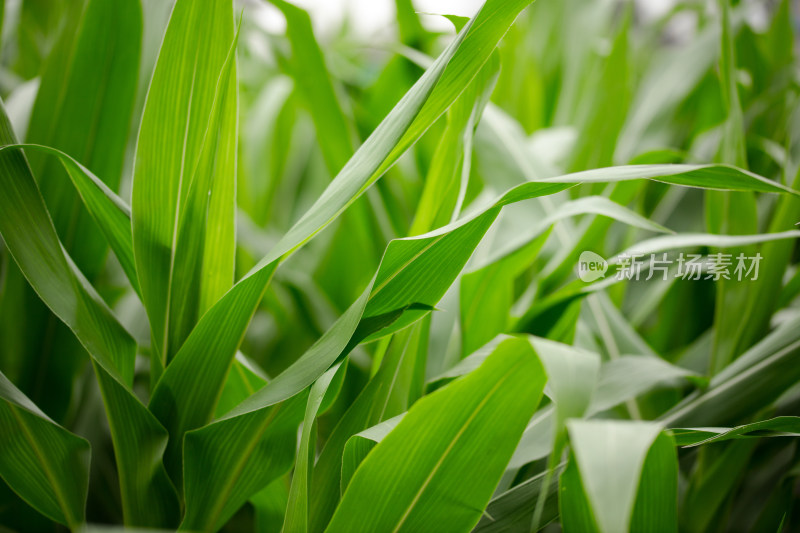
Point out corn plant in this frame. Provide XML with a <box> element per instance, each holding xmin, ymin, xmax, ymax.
<box><xmin>1</xmin><ymin>0</ymin><xmax>800</xmax><ymax>531</ymax></box>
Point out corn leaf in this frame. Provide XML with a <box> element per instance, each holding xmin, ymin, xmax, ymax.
<box><xmin>151</xmin><ymin>0</ymin><xmax>537</xmax><ymax>484</ymax></box>
<box><xmin>0</xmin><ymin>371</ymin><xmax>89</xmax><ymax>528</ymax></box>
<box><xmin>0</xmin><ymin>0</ymin><xmax>140</xmax><ymax>421</ymax></box>
<box><xmin>672</xmin><ymin>416</ymin><xmax>800</xmax><ymax>447</ymax></box>
<box><xmin>325</xmin><ymin>337</ymin><xmax>546</xmax><ymax>532</ymax></box>
<box><xmin>0</xmin><ymin>103</ymin><xmax>179</xmax><ymax>528</ymax></box>
<box><xmin>131</xmin><ymin>0</ymin><xmax>236</xmax><ymax>368</ymax></box>
<box><xmin>282</xmin><ymin>365</ymin><xmax>341</xmax><ymax>533</ymax></box>
<box><xmin>561</xmin><ymin>421</ymin><xmax>677</xmax><ymax>533</ymax></box>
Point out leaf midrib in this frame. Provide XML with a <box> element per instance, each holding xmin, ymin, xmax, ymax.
<box><xmin>199</xmin><ymin>405</ymin><xmax>281</xmax><ymax>532</ymax></box>
<box><xmin>8</xmin><ymin>403</ymin><xmax>78</xmax><ymax>528</ymax></box>
<box><xmin>389</xmin><ymin>359</ymin><xmax>523</xmax><ymax>533</ymax></box>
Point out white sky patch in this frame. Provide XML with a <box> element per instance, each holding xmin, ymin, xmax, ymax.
<box><xmin>246</xmin><ymin>0</ymin><xmax>484</xmax><ymax>38</ymax></box>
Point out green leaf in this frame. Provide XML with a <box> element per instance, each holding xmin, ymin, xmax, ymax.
<box><xmin>0</xmin><ymin>0</ymin><xmax>141</xmax><ymax>420</ymax></box>
<box><xmin>568</xmin><ymin>5</ymin><xmax>631</xmax><ymax>171</ymax></box>
<box><xmin>0</xmin><ymin>102</ymin><xmax>179</xmax><ymax>528</ymax></box>
<box><xmin>131</xmin><ymin>0</ymin><xmax>236</xmax><ymax>367</ymax></box>
<box><xmin>0</xmin><ymin>143</ymin><xmax>137</xmax><ymax>293</ymax></box>
<box><xmin>167</xmin><ymin>24</ymin><xmax>239</xmax><ymax>349</ymax></box>
<box><xmin>538</xmin><ymin>163</ymin><xmax>798</xmax><ymax>195</ymax></box>
<box><xmin>460</xmin><ymin>195</ymin><xmax>671</xmax><ymax>357</ymax></box>
<box><xmin>460</xmin><ymin>232</ymin><xmax>549</xmax><ymax>356</ymax></box>
<box><xmin>474</xmin><ymin>467</ymin><xmax>562</xmax><ymax>532</ymax></box>
<box><xmin>282</xmin><ymin>365</ymin><xmax>341</xmax><ymax>533</ymax></box>
<box><xmin>591</xmin><ymin>356</ymin><xmax>700</xmax><ymax>414</ymax></box>
<box><xmin>410</xmin><ymin>51</ymin><xmax>499</xmax><ymax>235</ymax></box>
<box><xmin>509</xmin><ymin>351</ymin><xmax>698</xmax><ymax>470</ymax></box>
<box><xmin>615</xmin><ymin>22</ymin><xmax>719</xmax><ymax>162</ymax></box>
<box><xmin>267</xmin><ymin>0</ymin><xmax>387</xmax><ymax>314</ymax></box>
<box><xmin>159</xmin><ymin>21</ymin><xmax>794</xmax><ymax>503</ymax></box>
<box><xmin>698</xmin><ymin>0</ymin><xmax>752</xmax><ymax>379</ymax></box>
<box><xmin>680</xmin><ymin>439</ymin><xmax>755</xmax><ymax>532</ymax></box>
<box><xmin>530</xmin><ymin>337</ymin><xmax>601</xmax><ymax>531</ymax></box>
<box><xmin>310</xmin><ymin>323</ymin><xmax>428</xmax><ymax>531</ymax></box>
<box><xmin>672</xmin><ymin>416</ymin><xmax>800</xmax><ymax>447</ymax></box>
<box><xmin>325</xmin><ymin>337</ymin><xmax>546</xmax><ymax>532</ymax></box>
<box><xmin>0</xmin><ymin>371</ymin><xmax>89</xmax><ymax>528</ymax></box>
<box><xmin>181</xmin><ymin>393</ymin><xmax>306</xmax><ymax>531</ymax></box>
<box><xmin>520</xmin><ymin>229</ymin><xmax>800</xmax><ymax>331</ymax></box>
<box><xmin>0</xmin><ymin>106</ymin><xmax>133</xmax><ymax>391</ymax></box>
<box><xmin>152</xmin><ymin>2</ymin><xmax>538</xmax><ymax>485</ymax></box>
<box><xmin>562</xmin><ymin>421</ymin><xmax>676</xmax><ymax>533</ymax></box>
<box><xmin>340</xmin><ymin>415</ymin><xmax>405</xmax><ymax>494</ymax></box>
<box><xmin>214</xmin><ymin>354</ymin><xmax>269</xmax><ymax>418</ymax></box>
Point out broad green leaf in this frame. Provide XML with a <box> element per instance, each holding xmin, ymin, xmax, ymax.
<box><xmin>26</xmin><ymin>0</ymin><xmax>139</xmax><ymax>275</ymax></box>
<box><xmin>252</xmin><ymin>480</ymin><xmax>289</xmax><ymax>533</ymax></box>
<box><xmin>591</xmin><ymin>355</ymin><xmax>700</xmax><ymax>414</ymax></box>
<box><xmin>0</xmin><ymin>103</ymin><xmax>179</xmax><ymax>528</ymax></box>
<box><xmin>131</xmin><ymin>0</ymin><xmax>236</xmax><ymax>367</ymax></box>
<box><xmin>144</xmin><ymin>10</ymin><xmax>242</xmax><ymax>484</ymax></box>
<box><xmin>215</xmin><ymin>353</ymin><xmax>269</xmax><ymax>418</ymax></box>
<box><xmin>325</xmin><ymin>337</ymin><xmax>546</xmax><ymax>532</ymax></box>
<box><xmin>267</xmin><ymin>0</ymin><xmax>386</xmax><ymax>313</ymax></box>
<box><xmin>538</xmin><ymin>163</ymin><xmax>798</xmax><ymax>195</ymax></box>
<box><xmin>562</xmin><ymin>420</ymin><xmax>675</xmax><ymax>533</ymax></box>
<box><xmin>0</xmin><ymin>0</ymin><xmax>141</xmax><ymax>420</ymax></box>
<box><xmin>705</xmin><ymin>0</ymin><xmax>758</xmax><ymax>377</ymax></box>
<box><xmin>11</xmin><ymin>0</ymin><xmax>75</xmax><ymax>80</ymax></box>
<box><xmin>508</xmin><ymin>351</ymin><xmax>698</xmax><ymax>469</ymax></box>
<box><xmin>0</xmin><ymin>143</ymin><xmax>137</xmax><ymax>292</ymax></box>
<box><xmin>340</xmin><ymin>415</ymin><xmax>405</xmax><ymax>493</ymax></box>
<box><xmin>310</xmin><ymin>323</ymin><xmax>428</xmax><ymax>531</ymax></box>
<box><xmin>166</xmin><ymin>25</ymin><xmax>239</xmax><ymax>354</ymax></box>
<box><xmin>460</xmin><ymin>233</ymin><xmax>549</xmax><ymax>356</ymax></box>
<box><xmin>181</xmin><ymin>393</ymin><xmax>306</xmax><ymax>531</ymax></box>
<box><xmin>153</xmin><ymin>3</ymin><xmax>539</xmax><ymax>483</ymax></box>
<box><xmin>0</xmin><ymin>106</ymin><xmax>133</xmax><ymax>390</ymax></box>
<box><xmin>179</xmin><ymin>289</ymin><xmax>374</xmax><ymax>531</ymax></box>
<box><xmin>535</xmin><ymin>337</ymin><xmax>601</xmax><ymax>423</ymax></box>
<box><xmin>530</xmin><ymin>337</ymin><xmax>600</xmax><ymax>531</ymax></box>
<box><xmin>179</xmin><ymin>275</ymin><xmax>421</xmax><ymax>530</ymax></box>
<box><xmin>0</xmin><ymin>371</ymin><xmax>89</xmax><ymax>528</ymax></box>
<box><xmin>629</xmin><ymin>432</ymin><xmax>679</xmax><ymax>533</ymax></box>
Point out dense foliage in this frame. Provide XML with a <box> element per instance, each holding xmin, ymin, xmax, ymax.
<box><xmin>1</xmin><ymin>0</ymin><xmax>800</xmax><ymax>531</ymax></box>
